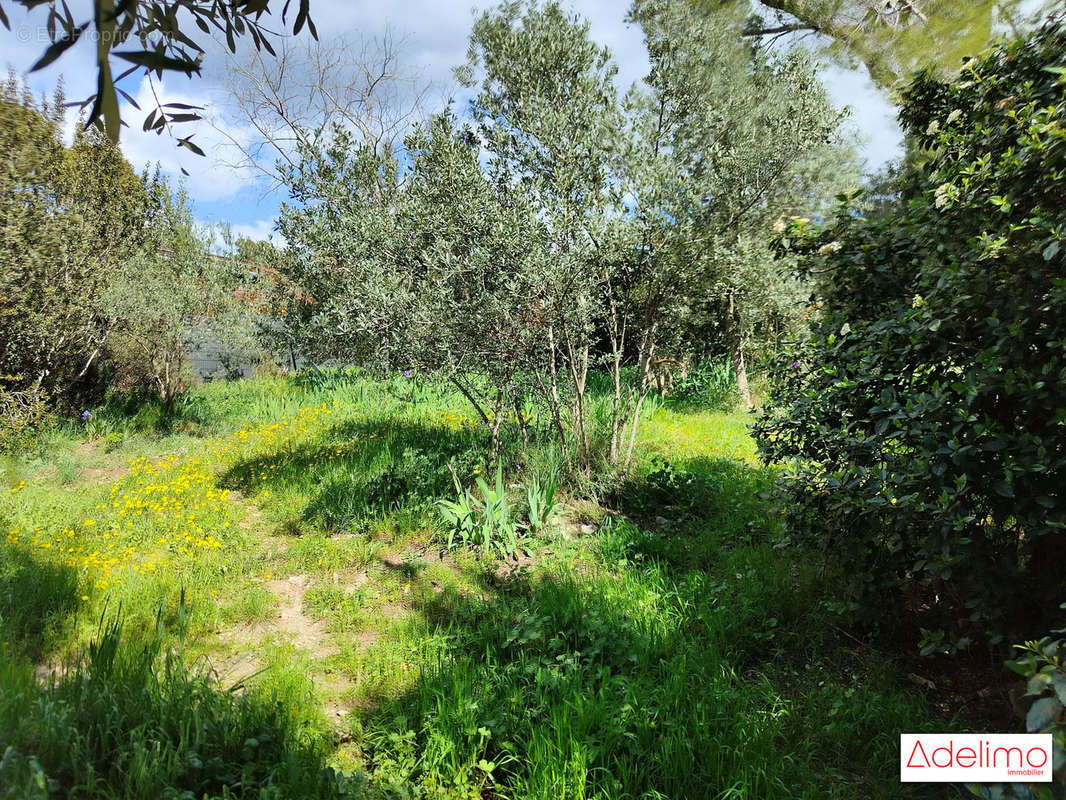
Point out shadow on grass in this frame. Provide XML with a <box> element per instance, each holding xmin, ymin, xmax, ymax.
<box><xmin>0</xmin><ymin>545</ymin><xmax>80</xmax><ymax>662</ymax></box>
<box><xmin>218</xmin><ymin>418</ymin><xmax>538</xmax><ymax>534</ymax></box>
<box><xmin>313</xmin><ymin>446</ymin><xmax>942</xmax><ymax>799</ymax></box>
<box><xmin>356</xmin><ymin>545</ymin><xmax>939</xmax><ymax>800</ymax></box>
<box><xmin>605</xmin><ymin>454</ymin><xmax>783</xmax><ymax>573</ymax></box>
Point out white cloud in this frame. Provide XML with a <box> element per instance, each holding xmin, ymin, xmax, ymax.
<box><xmin>118</xmin><ymin>76</ymin><xmax>265</xmax><ymax>202</ymax></box>
<box><xmin>231</xmin><ymin>219</ymin><xmax>284</xmax><ymax>244</ymax></box>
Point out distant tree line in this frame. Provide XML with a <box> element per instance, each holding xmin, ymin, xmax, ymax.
<box><xmin>0</xmin><ymin>76</ymin><xmax>266</xmax><ymax>423</ymax></box>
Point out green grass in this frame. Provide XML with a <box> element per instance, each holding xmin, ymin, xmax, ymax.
<box><xmin>0</xmin><ymin>372</ymin><xmax>947</xmax><ymax>798</ymax></box>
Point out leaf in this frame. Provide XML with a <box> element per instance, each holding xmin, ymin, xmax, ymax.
<box><xmin>1005</xmin><ymin>657</ymin><xmax>1035</xmax><ymax>677</ymax></box>
<box><xmin>1027</xmin><ymin>672</ymin><xmax>1052</xmax><ymax>696</ymax></box>
<box><xmin>94</xmin><ymin>0</ymin><xmax>120</xmax><ymax>142</ymax></box>
<box><xmin>117</xmin><ymin>88</ymin><xmax>139</xmax><ymax>109</ymax></box>
<box><xmin>99</xmin><ymin>67</ymin><xmax>120</xmax><ymax>142</ymax></box>
<box><xmin>293</xmin><ymin>0</ymin><xmax>310</xmax><ymax>35</ymax></box>
<box><xmin>29</xmin><ymin>23</ymin><xmax>89</xmax><ymax>72</ymax></box>
<box><xmin>114</xmin><ymin>50</ymin><xmax>201</xmax><ymax>75</ymax></box>
<box><xmin>1053</xmin><ymin>673</ymin><xmax>1066</xmax><ymax>705</ymax></box>
<box><xmin>177</xmin><ymin>137</ymin><xmax>205</xmax><ymax>157</ymax></box>
<box><xmin>1043</xmin><ymin>241</ymin><xmax>1061</xmax><ymax>261</ymax></box>
<box><xmin>1026</xmin><ymin>696</ymin><xmax>1063</xmax><ymax>732</ymax></box>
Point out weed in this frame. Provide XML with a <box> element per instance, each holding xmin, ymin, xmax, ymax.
<box><xmin>438</xmin><ymin>464</ymin><xmax>522</xmax><ymax>558</ymax></box>
<box><xmin>524</xmin><ymin>468</ymin><xmax>559</xmax><ymax>533</ymax></box>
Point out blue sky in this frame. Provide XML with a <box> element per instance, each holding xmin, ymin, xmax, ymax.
<box><xmin>1</xmin><ymin>0</ymin><xmax>904</xmax><ymax>244</ymax></box>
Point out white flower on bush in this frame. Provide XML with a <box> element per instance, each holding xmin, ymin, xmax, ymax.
<box><xmin>934</xmin><ymin>182</ymin><xmax>956</xmax><ymax>209</ymax></box>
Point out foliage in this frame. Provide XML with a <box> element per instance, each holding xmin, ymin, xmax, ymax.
<box><xmin>665</xmin><ymin>358</ymin><xmax>739</xmax><ymax>411</ymax></box>
<box><xmin>101</xmin><ymin>177</ymin><xmax>256</xmax><ymax>404</ymax></box>
<box><xmin>0</xmin><ymin>384</ymin><xmax>49</xmax><ymax>454</ymax></box>
<box><xmin>729</xmin><ymin>0</ymin><xmax>1054</xmax><ymax>88</ymax></box>
<box><xmin>278</xmin><ymin>0</ymin><xmax>857</xmax><ymax>467</ymax></box>
<box><xmin>524</xmin><ymin>468</ymin><xmax>559</xmax><ymax>533</ymax></box>
<box><xmin>438</xmin><ymin>464</ymin><xmax>521</xmax><ymax>558</ymax></box>
<box><xmin>754</xmin><ymin>19</ymin><xmax>1066</xmax><ymax>647</ymax></box>
<box><xmin>0</xmin><ymin>77</ymin><xmax>149</xmax><ymax>407</ymax></box>
<box><xmin>976</xmin><ymin>611</ymin><xmax>1066</xmax><ymax>799</ymax></box>
<box><xmin>623</xmin><ymin>0</ymin><xmax>859</xmax><ymax>410</ymax></box>
<box><xmin>2</xmin><ymin>0</ymin><xmax>317</xmax><ymax>148</ymax></box>
<box><xmin>279</xmin><ymin>111</ymin><xmax>554</xmax><ymax>463</ymax></box>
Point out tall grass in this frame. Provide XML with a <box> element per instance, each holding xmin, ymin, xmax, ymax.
<box><xmin>0</xmin><ymin>370</ymin><xmax>947</xmax><ymax>799</ymax></box>
<box><xmin>0</xmin><ymin>601</ymin><xmax>367</xmax><ymax>799</ymax></box>
<box><xmin>664</xmin><ymin>358</ymin><xmax>739</xmax><ymax>412</ymax></box>
<box><xmin>357</xmin><ymin>455</ymin><xmax>939</xmax><ymax>800</ymax></box>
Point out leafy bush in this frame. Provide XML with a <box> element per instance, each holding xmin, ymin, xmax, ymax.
<box><xmin>972</xmin><ymin>610</ymin><xmax>1066</xmax><ymax>799</ymax></box>
<box><xmin>1</xmin><ymin>80</ymin><xmax>150</xmax><ymax>409</ymax></box>
<box><xmin>0</xmin><ymin>384</ymin><xmax>49</xmax><ymax>454</ymax></box>
<box><xmin>755</xmin><ymin>20</ymin><xmax>1066</xmax><ymax>646</ymax></box>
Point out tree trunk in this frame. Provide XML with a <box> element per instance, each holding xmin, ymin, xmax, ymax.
<box><xmin>488</xmin><ymin>389</ymin><xmax>505</xmax><ymax>466</ymax></box>
<box><xmin>726</xmin><ymin>289</ymin><xmax>752</xmax><ymax>410</ymax></box>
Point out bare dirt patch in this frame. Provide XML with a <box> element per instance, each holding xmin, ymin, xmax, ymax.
<box><xmin>262</xmin><ymin>574</ymin><xmax>334</xmax><ymax>656</ymax></box>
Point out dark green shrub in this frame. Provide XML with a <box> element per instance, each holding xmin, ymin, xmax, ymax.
<box><xmin>754</xmin><ymin>20</ymin><xmax>1066</xmax><ymax>647</ymax></box>
<box><xmin>975</xmin><ymin>607</ymin><xmax>1066</xmax><ymax>799</ymax></box>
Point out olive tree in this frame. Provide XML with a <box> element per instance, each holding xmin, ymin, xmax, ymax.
<box><xmin>604</xmin><ymin>0</ymin><xmax>854</xmax><ymax>436</ymax></box>
<box><xmin>278</xmin><ymin>114</ymin><xmax>553</xmax><ymax>461</ymax></box>
<box><xmin>277</xmin><ymin>0</ymin><xmax>858</xmax><ymax>469</ymax></box>
<box><xmin>102</xmin><ymin>177</ymin><xmax>257</xmax><ymax>405</ymax></box>
<box><xmin>459</xmin><ymin>0</ymin><xmax>624</xmax><ymax>465</ymax></box>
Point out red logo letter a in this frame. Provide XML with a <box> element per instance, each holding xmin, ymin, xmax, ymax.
<box><xmin>907</xmin><ymin>740</ymin><xmax>931</xmax><ymax>768</ymax></box>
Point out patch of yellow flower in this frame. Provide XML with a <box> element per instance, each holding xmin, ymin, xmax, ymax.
<box><xmin>2</xmin><ymin>399</ymin><xmax>350</xmax><ymax>594</ymax></box>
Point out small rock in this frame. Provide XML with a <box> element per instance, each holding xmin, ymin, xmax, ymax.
<box><xmin>579</xmin><ymin>523</ymin><xmax>597</xmax><ymax>536</ymax></box>
<box><xmin>654</xmin><ymin>516</ymin><xmax>671</xmax><ymax>527</ymax></box>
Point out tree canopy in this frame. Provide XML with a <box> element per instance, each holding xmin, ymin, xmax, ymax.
<box><xmin>276</xmin><ymin>0</ymin><xmax>858</xmax><ymax>466</ymax></box>
<box><xmin>723</xmin><ymin>0</ymin><xmax>1058</xmax><ymax>88</ymax></box>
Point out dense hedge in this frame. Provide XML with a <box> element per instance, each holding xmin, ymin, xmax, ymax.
<box><xmin>754</xmin><ymin>19</ymin><xmax>1066</xmax><ymax>649</ymax></box>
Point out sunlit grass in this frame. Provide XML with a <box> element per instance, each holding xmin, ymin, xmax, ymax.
<box><xmin>0</xmin><ymin>372</ymin><xmax>943</xmax><ymax>799</ymax></box>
